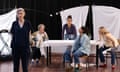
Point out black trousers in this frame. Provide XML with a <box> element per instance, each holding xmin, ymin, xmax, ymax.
<box><xmin>32</xmin><ymin>47</ymin><xmax>41</xmax><ymax>60</ymax></box>
<box><xmin>12</xmin><ymin>46</ymin><xmax>30</xmax><ymax>72</ymax></box>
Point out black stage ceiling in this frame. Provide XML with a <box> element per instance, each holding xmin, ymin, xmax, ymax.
<box><xmin>0</xmin><ymin>0</ymin><xmax>120</xmax><ymax>39</ymax></box>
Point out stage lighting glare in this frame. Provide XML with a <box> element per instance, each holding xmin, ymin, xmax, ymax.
<box><xmin>50</xmin><ymin>14</ymin><xmax>53</xmax><ymax>17</ymax></box>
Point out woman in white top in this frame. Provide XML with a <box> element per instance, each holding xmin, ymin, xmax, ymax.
<box><xmin>98</xmin><ymin>26</ymin><xmax>119</xmax><ymax>69</ymax></box>
<box><xmin>31</xmin><ymin>24</ymin><xmax>48</xmax><ymax>64</ymax></box>
<box><xmin>35</xmin><ymin>24</ymin><xmax>48</xmax><ymax>47</ymax></box>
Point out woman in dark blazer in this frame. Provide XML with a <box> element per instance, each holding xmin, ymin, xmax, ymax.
<box><xmin>10</xmin><ymin>8</ymin><xmax>32</xmax><ymax>72</ymax></box>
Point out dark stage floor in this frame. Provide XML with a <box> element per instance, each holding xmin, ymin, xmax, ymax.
<box><xmin>0</xmin><ymin>54</ymin><xmax>120</xmax><ymax>72</ymax></box>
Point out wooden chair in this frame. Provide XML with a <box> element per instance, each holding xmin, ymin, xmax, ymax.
<box><xmin>105</xmin><ymin>39</ymin><xmax>120</xmax><ymax>65</ymax></box>
<box><xmin>80</xmin><ymin>55</ymin><xmax>89</xmax><ymax>70</ymax></box>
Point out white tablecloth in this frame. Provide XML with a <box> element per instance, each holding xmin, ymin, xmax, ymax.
<box><xmin>43</xmin><ymin>40</ymin><xmax>97</xmax><ymax>47</ymax></box>
<box><xmin>40</xmin><ymin>40</ymin><xmax>98</xmax><ymax>57</ymax></box>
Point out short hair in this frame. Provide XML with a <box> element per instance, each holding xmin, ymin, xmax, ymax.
<box><xmin>38</xmin><ymin>24</ymin><xmax>45</xmax><ymax>30</ymax></box>
<box><xmin>67</xmin><ymin>15</ymin><xmax>72</xmax><ymax>19</ymax></box>
<box><xmin>81</xmin><ymin>26</ymin><xmax>87</xmax><ymax>33</ymax></box>
<box><xmin>17</xmin><ymin>8</ymin><xmax>25</xmax><ymax>13</ymax></box>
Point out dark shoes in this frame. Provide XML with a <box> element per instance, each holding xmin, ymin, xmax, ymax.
<box><xmin>65</xmin><ymin>63</ymin><xmax>73</xmax><ymax>72</ymax></box>
<box><xmin>99</xmin><ymin>64</ymin><xmax>116</xmax><ymax>69</ymax></box>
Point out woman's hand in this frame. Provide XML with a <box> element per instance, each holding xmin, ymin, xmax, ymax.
<box><xmin>71</xmin><ymin>53</ymin><xmax>73</xmax><ymax>58</ymax></box>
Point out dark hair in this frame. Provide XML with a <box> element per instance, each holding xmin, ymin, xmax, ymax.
<box><xmin>67</xmin><ymin>15</ymin><xmax>72</xmax><ymax>19</ymax></box>
<box><xmin>81</xmin><ymin>26</ymin><xmax>87</xmax><ymax>33</ymax></box>
<box><xmin>99</xmin><ymin>26</ymin><xmax>104</xmax><ymax>29</ymax></box>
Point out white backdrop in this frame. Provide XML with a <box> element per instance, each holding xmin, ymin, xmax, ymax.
<box><xmin>50</xmin><ymin>6</ymin><xmax>89</xmax><ymax>53</ymax></box>
<box><xmin>92</xmin><ymin>6</ymin><xmax>120</xmax><ymax>40</ymax></box>
<box><xmin>60</xmin><ymin>6</ymin><xmax>89</xmax><ymax>35</ymax></box>
<box><xmin>0</xmin><ymin>9</ymin><xmax>17</xmax><ymax>55</ymax></box>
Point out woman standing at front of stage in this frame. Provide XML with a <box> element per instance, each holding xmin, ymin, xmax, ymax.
<box><xmin>62</xmin><ymin>15</ymin><xmax>77</xmax><ymax>40</ymax></box>
<box><xmin>10</xmin><ymin>8</ymin><xmax>32</xmax><ymax>72</ymax></box>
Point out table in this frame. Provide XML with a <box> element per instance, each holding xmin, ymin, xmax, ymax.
<box><xmin>42</xmin><ymin>40</ymin><xmax>99</xmax><ymax>67</ymax></box>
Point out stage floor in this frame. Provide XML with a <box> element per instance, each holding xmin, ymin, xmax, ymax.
<box><xmin>0</xmin><ymin>54</ymin><xmax>120</xmax><ymax>72</ymax></box>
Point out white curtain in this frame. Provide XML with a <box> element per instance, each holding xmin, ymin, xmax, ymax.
<box><xmin>0</xmin><ymin>9</ymin><xmax>17</xmax><ymax>55</ymax></box>
<box><xmin>92</xmin><ymin>6</ymin><xmax>120</xmax><ymax>40</ymax></box>
<box><xmin>60</xmin><ymin>6</ymin><xmax>89</xmax><ymax>35</ymax></box>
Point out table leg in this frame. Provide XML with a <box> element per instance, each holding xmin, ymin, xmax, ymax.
<box><xmin>96</xmin><ymin>45</ymin><xmax>99</xmax><ymax>68</ymax></box>
<box><xmin>46</xmin><ymin>46</ymin><xmax>49</xmax><ymax>66</ymax></box>
<box><xmin>49</xmin><ymin>46</ymin><xmax>51</xmax><ymax>64</ymax></box>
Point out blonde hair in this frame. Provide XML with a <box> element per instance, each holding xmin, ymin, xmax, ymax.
<box><xmin>38</xmin><ymin>24</ymin><xmax>45</xmax><ymax>30</ymax></box>
<box><xmin>99</xmin><ymin>26</ymin><xmax>109</xmax><ymax>35</ymax></box>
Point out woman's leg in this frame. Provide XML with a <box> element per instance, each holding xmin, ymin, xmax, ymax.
<box><xmin>110</xmin><ymin>49</ymin><xmax>116</xmax><ymax>65</ymax></box>
<box><xmin>63</xmin><ymin>48</ymin><xmax>72</xmax><ymax>63</ymax></box>
<box><xmin>73</xmin><ymin>50</ymin><xmax>85</xmax><ymax>67</ymax></box>
<box><xmin>99</xmin><ymin>47</ymin><xmax>108</xmax><ymax>64</ymax></box>
<box><xmin>13</xmin><ymin>49</ymin><xmax>20</xmax><ymax>72</ymax></box>
<box><xmin>32</xmin><ymin>47</ymin><xmax>36</xmax><ymax>60</ymax></box>
<box><xmin>36</xmin><ymin>48</ymin><xmax>41</xmax><ymax>59</ymax></box>
<box><xmin>21</xmin><ymin>49</ymin><xmax>30</xmax><ymax>72</ymax></box>
<box><xmin>64</xmin><ymin>48</ymin><xmax>73</xmax><ymax>72</ymax></box>
<box><xmin>35</xmin><ymin>48</ymin><xmax>41</xmax><ymax>63</ymax></box>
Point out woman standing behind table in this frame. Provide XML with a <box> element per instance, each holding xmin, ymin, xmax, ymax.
<box><xmin>62</xmin><ymin>15</ymin><xmax>77</xmax><ymax>40</ymax></box>
<box><xmin>98</xmin><ymin>26</ymin><xmax>119</xmax><ymax>69</ymax></box>
<box><xmin>31</xmin><ymin>24</ymin><xmax>48</xmax><ymax>64</ymax></box>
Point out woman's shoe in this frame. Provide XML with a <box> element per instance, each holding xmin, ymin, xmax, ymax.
<box><xmin>112</xmin><ymin>65</ymin><xmax>115</xmax><ymax>69</ymax></box>
<box><xmin>65</xmin><ymin>62</ymin><xmax>73</xmax><ymax>72</ymax></box>
<box><xmin>31</xmin><ymin>59</ymin><xmax>35</xmax><ymax>64</ymax></box>
<box><xmin>99</xmin><ymin>64</ymin><xmax>107</xmax><ymax>67</ymax></box>
<box><xmin>36</xmin><ymin>59</ymin><xmax>39</xmax><ymax>64</ymax></box>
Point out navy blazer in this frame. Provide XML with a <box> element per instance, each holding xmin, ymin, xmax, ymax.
<box><xmin>10</xmin><ymin>20</ymin><xmax>32</xmax><ymax>49</ymax></box>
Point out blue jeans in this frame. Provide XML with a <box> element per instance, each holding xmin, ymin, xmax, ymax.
<box><xmin>63</xmin><ymin>48</ymin><xmax>72</xmax><ymax>63</ymax></box>
<box><xmin>99</xmin><ymin>46</ymin><xmax>116</xmax><ymax>65</ymax></box>
<box><xmin>64</xmin><ymin>34</ymin><xmax>76</xmax><ymax>40</ymax></box>
<box><xmin>63</xmin><ymin>48</ymin><xmax>85</xmax><ymax>64</ymax></box>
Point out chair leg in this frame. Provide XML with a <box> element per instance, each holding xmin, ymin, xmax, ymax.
<box><xmin>86</xmin><ymin>57</ymin><xmax>89</xmax><ymax>71</ymax></box>
<box><xmin>86</xmin><ymin>63</ymin><xmax>87</xmax><ymax>71</ymax></box>
<box><xmin>115</xmin><ymin>53</ymin><xmax>118</xmax><ymax>65</ymax></box>
<box><xmin>87</xmin><ymin>57</ymin><xmax>89</xmax><ymax>69</ymax></box>
<box><xmin>106</xmin><ymin>54</ymin><xmax>108</xmax><ymax>65</ymax></box>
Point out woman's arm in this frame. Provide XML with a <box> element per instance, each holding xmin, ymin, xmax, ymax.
<box><xmin>72</xmin><ymin>36</ymin><xmax>79</xmax><ymax>53</ymax></box>
<box><xmin>73</xmin><ymin>25</ymin><xmax>77</xmax><ymax>38</ymax></box>
<box><xmin>29</xmin><ymin>30</ymin><xmax>33</xmax><ymax>45</ymax></box>
<box><xmin>44</xmin><ymin>32</ymin><xmax>49</xmax><ymax>40</ymax></box>
<box><xmin>106</xmin><ymin>33</ymin><xmax>118</xmax><ymax>47</ymax></box>
<box><xmin>10</xmin><ymin>21</ymin><xmax>16</xmax><ymax>34</ymax></box>
<box><xmin>62</xmin><ymin>25</ymin><xmax>66</xmax><ymax>39</ymax></box>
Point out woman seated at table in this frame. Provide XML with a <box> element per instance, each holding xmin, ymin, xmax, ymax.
<box><xmin>98</xmin><ymin>26</ymin><xmax>119</xmax><ymax>69</ymax></box>
<box><xmin>62</xmin><ymin>15</ymin><xmax>77</xmax><ymax>40</ymax></box>
<box><xmin>31</xmin><ymin>24</ymin><xmax>48</xmax><ymax>64</ymax></box>
<box><xmin>63</xmin><ymin>26</ymin><xmax>90</xmax><ymax>70</ymax></box>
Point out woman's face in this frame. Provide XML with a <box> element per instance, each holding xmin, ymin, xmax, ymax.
<box><xmin>67</xmin><ymin>18</ymin><xmax>72</xmax><ymax>25</ymax></box>
<box><xmin>39</xmin><ymin>26</ymin><xmax>45</xmax><ymax>33</ymax></box>
<box><xmin>99</xmin><ymin>29</ymin><xmax>105</xmax><ymax>35</ymax></box>
<box><xmin>17</xmin><ymin>11</ymin><xmax>25</xmax><ymax>20</ymax></box>
<box><xmin>79</xmin><ymin>28</ymin><xmax>83</xmax><ymax>34</ymax></box>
